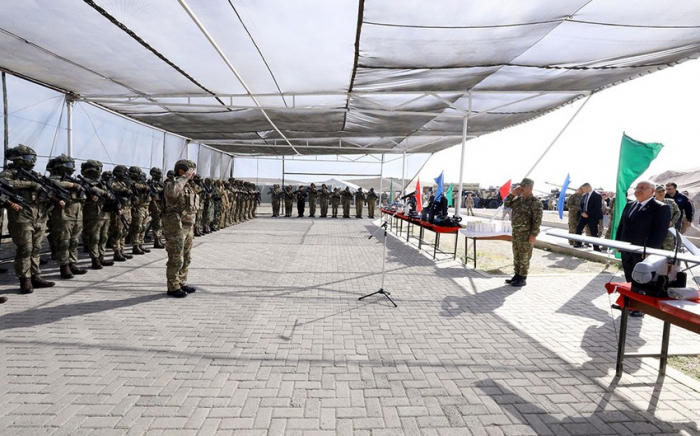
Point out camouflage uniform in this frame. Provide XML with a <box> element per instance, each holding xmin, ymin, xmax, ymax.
<box><xmin>80</xmin><ymin>160</ymin><xmax>115</xmax><ymax>269</ymax></box>
<box><xmin>191</xmin><ymin>175</ymin><xmax>204</xmax><ymax>235</ymax></box>
<box><xmin>341</xmin><ymin>187</ymin><xmax>353</xmax><ymax>218</ymax></box>
<box><xmin>148</xmin><ymin>167</ymin><xmax>165</xmax><ymax>249</ymax></box>
<box><xmin>109</xmin><ymin>166</ymin><xmax>134</xmax><ymax>261</ymax></box>
<box><xmin>162</xmin><ymin>160</ymin><xmax>198</xmax><ymax>297</ymax></box>
<box><xmin>566</xmin><ymin>191</ymin><xmax>582</xmax><ymax>246</ymax></box>
<box><xmin>366</xmin><ymin>188</ymin><xmax>379</xmax><ymax>219</ymax></box>
<box><xmin>319</xmin><ymin>185</ymin><xmax>330</xmax><ymax>218</ymax></box>
<box><xmin>47</xmin><ymin>155</ymin><xmax>88</xmax><ymax>278</ymax></box>
<box><xmin>661</xmin><ymin>197</ymin><xmax>681</xmax><ymax>250</ymax></box>
<box><xmin>465</xmin><ymin>195</ymin><xmax>475</xmax><ymax>216</ymax></box>
<box><xmin>283</xmin><ymin>185</ymin><xmax>294</xmax><ymax>217</ymax></box>
<box><xmin>331</xmin><ymin>188</ymin><xmax>341</xmax><ymax>218</ymax></box>
<box><xmin>307</xmin><ymin>184</ymin><xmax>317</xmax><ymax>217</ymax></box>
<box><xmin>354</xmin><ymin>188</ymin><xmax>366</xmax><ymax>218</ymax></box>
<box><xmin>270</xmin><ymin>184</ymin><xmax>282</xmax><ymax>217</ymax></box>
<box><xmin>504</xmin><ymin>180</ymin><xmax>543</xmax><ymax>283</ymax></box>
<box><xmin>129</xmin><ymin>167</ymin><xmax>151</xmax><ymax>255</ymax></box>
<box><xmin>252</xmin><ymin>184</ymin><xmax>261</xmax><ymax>218</ymax></box>
<box><xmin>0</xmin><ymin>145</ymin><xmax>56</xmax><ymax>292</ymax></box>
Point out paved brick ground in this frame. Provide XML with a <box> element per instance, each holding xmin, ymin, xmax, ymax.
<box><xmin>1</xmin><ymin>217</ymin><xmax>700</xmax><ymax>435</ymax></box>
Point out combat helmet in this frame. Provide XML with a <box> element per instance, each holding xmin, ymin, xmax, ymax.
<box><xmin>51</xmin><ymin>154</ymin><xmax>76</xmax><ymax>175</ymax></box>
<box><xmin>101</xmin><ymin>170</ymin><xmax>113</xmax><ymax>183</ymax></box>
<box><xmin>150</xmin><ymin>167</ymin><xmax>162</xmax><ymax>180</ymax></box>
<box><xmin>81</xmin><ymin>159</ymin><xmax>103</xmax><ymax>177</ymax></box>
<box><xmin>5</xmin><ymin>144</ymin><xmax>37</xmax><ymax>169</ymax></box>
<box><xmin>112</xmin><ymin>165</ymin><xmax>128</xmax><ymax>179</ymax></box>
<box><xmin>128</xmin><ymin>166</ymin><xmax>142</xmax><ymax>180</ymax></box>
<box><xmin>166</xmin><ymin>170</ymin><xmax>174</xmax><ymax>180</ymax></box>
<box><xmin>174</xmin><ymin>159</ymin><xmax>196</xmax><ymax>173</ymax></box>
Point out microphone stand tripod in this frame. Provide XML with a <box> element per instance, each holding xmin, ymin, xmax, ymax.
<box><xmin>359</xmin><ymin>219</ymin><xmax>397</xmax><ymax>307</ymax></box>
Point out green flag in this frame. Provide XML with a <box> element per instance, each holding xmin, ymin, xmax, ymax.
<box><xmin>445</xmin><ymin>183</ymin><xmax>453</xmax><ymax>207</ymax></box>
<box><xmin>610</xmin><ymin>133</ymin><xmax>664</xmax><ymax>244</ymax></box>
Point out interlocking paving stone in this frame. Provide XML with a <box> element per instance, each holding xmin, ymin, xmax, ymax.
<box><xmin>1</xmin><ymin>216</ymin><xmax>700</xmax><ymax>435</ymax></box>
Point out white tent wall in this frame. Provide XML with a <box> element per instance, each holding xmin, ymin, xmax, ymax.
<box><xmin>1</xmin><ymin>72</ymin><xmax>235</xmax><ymax>175</ymax></box>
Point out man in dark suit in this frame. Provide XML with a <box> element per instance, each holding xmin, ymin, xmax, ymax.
<box><xmin>616</xmin><ymin>180</ymin><xmax>672</xmax><ymax>317</ymax></box>
<box><xmin>574</xmin><ymin>183</ymin><xmax>603</xmax><ymax>251</ymax></box>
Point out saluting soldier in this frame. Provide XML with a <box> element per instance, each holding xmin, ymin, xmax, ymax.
<box><xmin>283</xmin><ymin>185</ymin><xmax>295</xmax><ymax>217</ymax></box>
<box><xmin>331</xmin><ymin>187</ymin><xmax>341</xmax><ymax>218</ymax></box>
<box><xmin>503</xmin><ymin>178</ymin><xmax>543</xmax><ymax>287</ymax></box>
<box><xmin>307</xmin><ymin>183</ymin><xmax>317</xmax><ymax>218</ymax></box>
<box><xmin>354</xmin><ymin>187</ymin><xmax>366</xmax><ymax>218</ymax></box>
<box><xmin>319</xmin><ymin>184</ymin><xmax>330</xmax><ymax>218</ymax></box>
<box><xmin>162</xmin><ymin>160</ymin><xmax>198</xmax><ymax>298</ymax></box>
<box><xmin>270</xmin><ymin>184</ymin><xmax>282</xmax><ymax>217</ymax></box>
<box><xmin>366</xmin><ymin>187</ymin><xmax>379</xmax><ymax>219</ymax></box>
<box><xmin>0</xmin><ymin>144</ymin><xmax>58</xmax><ymax>293</ymax></box>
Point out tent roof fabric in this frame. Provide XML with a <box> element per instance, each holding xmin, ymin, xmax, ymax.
<box><xmin>2</xmin><ymin>1</ymin><xmax>700</xmax><ymax>156</ymax></box>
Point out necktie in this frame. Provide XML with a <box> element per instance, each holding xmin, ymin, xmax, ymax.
<box><xmin>583</xmin><ymin>193</ymin><xmax>590</xmax><ymax>212</ymax></box>
<box><xmin>629</xmin><ymin>202</ymin><xmax>641</xmax><ymax>218</ymax></box>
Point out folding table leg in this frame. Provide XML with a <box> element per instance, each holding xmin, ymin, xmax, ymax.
<box><xmin>434</xmin><ymin>233</ymin><xmax>440</xmax><ymax>259</ymax></box>
<box><xmin>659</xmin><ymin>321</ymin><xmax>671</xmax><ymax>376</ymax></box>
<box><xmin>616</xmin><ymin>296</ymin><xmax>630</xmax><ymax>377</ymax></box>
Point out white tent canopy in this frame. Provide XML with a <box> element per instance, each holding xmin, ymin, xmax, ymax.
<box><xmin>3</xmin><ymin>1</ymin><xmax>700</xmax><ymax>157</ymax></box>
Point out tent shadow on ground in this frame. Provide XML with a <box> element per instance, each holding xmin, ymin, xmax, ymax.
<box><xmin>0</xmin><ymin>293</ymin><xmax>165</xmax><ymax>331</ymax></box>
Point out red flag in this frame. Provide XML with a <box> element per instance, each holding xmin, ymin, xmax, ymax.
<box><xmin>499</xmin><ymin>179</ymin><xmax>512</xmax><ymax>202</ymax></box>
<box><xmin>415</xmin><ymin>180</ymin><xmax>422</xmax><ymax>212</ymax></box>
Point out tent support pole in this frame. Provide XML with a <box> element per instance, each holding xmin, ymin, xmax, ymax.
<box><xmin>455</xmin><ymin>112</ymin><xmax>469</xmax><ymax>217</ymax></box>
<box><xmin>66</xmin><ymin>96</ymin><xmax>74</xmax><ymax>158</ymax></box>
<box><xmin>282</xmin><ymin>155</ymin><xmax>285</xmax><ymax>187</ymax></box>
<box><xmin>401</xmin><ymin>150</ymin><xmax>406</xmax><ymax>194</ymax></box>
<box><xmin>524</xmin><ymin>94</ymin><xmax>593</xmax><ymax>178</ymax></box>
<box><xmin>2</xmin><ymin>72</ymin><xmax>8</xmax><ymax>168</ymax></box>
<box><xmin>379</xmin><ymin>154</ymin><xmax>384</xmax><ymax>202</ymax></box>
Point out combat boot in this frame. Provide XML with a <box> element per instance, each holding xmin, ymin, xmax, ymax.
<box><xmin>505</xmin><ymin>274</ymin><xmax>521</xmax><ymax>284</ymax></box>
<box><xmin>99</xmin><ymin>256</ymin><xmax>114</xmax><ymax>266</ymax></box>
<box><xmin>113</xmin><ymin>251</ymin><xmax>127</xmax><ymax>262</ymax></box>
<box><xmin>153</xmin><ymin>237</ymin><xmax>165</xmax><ymax>249</ymax></box>
<box><xmin>121</xmin><ymin>250</ymin><xmax>133</xmax><ymax>260</ymax></box>
<box><xmin>132</xmin><ymin>245</ymin><xmax>145</xmax><ymax>255</ymax></box>
<box><xmin>19</xmin><ymin>277</ymin><xmax>34</xmax><ymax>294</ymax></box>
<box><xmin>31</xmin><ymin>275</ymin><xmax>55</xmax><ymax>288</ymax></box>
<box><xmin>70</xmin><ymin>263</ymin><xmax>87</xmax><ymax>275</ymax></box>
<box><xmin>181</xmin><ymin>285</ymin><xmax>197</xmax><ymax>293</ymax></box>
<box><xmin>60</xmin><ymin>264</ymin><xmax>74</xmax><ymax>279</ymax></box>
<box><xmin>510</xmin><ymin>276</ymin><xmax>527</xmax><ymax>287</ymax></box>
<box><xmin>91</xmin><ymin>257</ymin><xmax>103</xmax><ymax>270</ymax></box>
<box><xmin>139</xmin><ymin>245</ymin><xmax>151</xmax><ymax>253</ymax></box>
<box><xmin>0</xmin><ymin>296</ymin><xmax>7</xmax><ymax>303</ymax></box>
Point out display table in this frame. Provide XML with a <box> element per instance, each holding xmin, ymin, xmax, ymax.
<box><xmin>380</xmin><ymin>208</ymin><xmax>461</xmax><ymax>259</ymax></box>
<box><xmin>605</xmin><ymin>282</ymin><xmax>700</xmax><ymax>377</ymax></box>
<box><xmin>459</xmin><ymin>222</ymin><xmax>512</xmax><ymax>268</ymax></box>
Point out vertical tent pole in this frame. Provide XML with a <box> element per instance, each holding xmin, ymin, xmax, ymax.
<box><xmin>66</xmin><ymin>96</ymin><xmax>74</xmax><ymax>158</ymax></box>
<box><xmin>379</xmin><ymin>154</ymin><xmax>384</xmax><ymax>203</ymax></box>
<box><xmin>282</xmin><ymin>155</ymin><xmax>285</xmax><ymax>187</ymax></box>
<box><xmin>2</xmin><ymin>72</ymin><xmax>8</xmax><ymax>168</ymax></box>
<box><xmin>230</xmin><ymin>156</ymin><xmax>234</xmax><ymax>178</ymax></box>
<box><xmin>401</xmin><ymin>150</ymin><xmax>406</xmax><ymax>194</ymax></box>
<box><xmin>162</xmin><ymin>133</ymin><xmax>167</xmax><ymax>171</ymax></box>
<box><xmin>455</xmin><ymin>113</ymin><xmax>469</xmax><ymax>217</ymax></box>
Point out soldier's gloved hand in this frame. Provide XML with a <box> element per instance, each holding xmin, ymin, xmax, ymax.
<box><xmin>30</xmin><ymin>182</ymin><xmax>43</xmax><ymax>191</ymax></box>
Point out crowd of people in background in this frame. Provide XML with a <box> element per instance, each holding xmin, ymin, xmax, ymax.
<box><xmin>269</xmin><ymin>184</ymin><xmax>380</xmax><ymax>219</ymax></box>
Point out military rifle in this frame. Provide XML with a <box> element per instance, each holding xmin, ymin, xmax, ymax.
<box><xmin>16</xmin><ymin>167</ymin><xmax>69</xmax><ymax>202</ymax></box>
<box><xmin>0</xmin><ymin>177</ymin><xmax>30</xmax><ymax>209</ymax></box>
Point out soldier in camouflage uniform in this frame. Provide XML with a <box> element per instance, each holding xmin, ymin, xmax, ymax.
<box><xmin>283</xmin><ymin>185</ymin><xmax>294</xmax><ymax>217</ymax></box>
<box><xmin>319</xmin><ymin>184</ymin><xmax>330</xmax><ymax>218</ymax></box>
<box><xmin>252</xmin><ymin>183</ymin><xmax>261</xmax><ymax>218</ymax></box>
<box><xmin>227</xmin><ymin>179</ymin><xmax>238</xmax><ymax>224</ymax></box>
<box><xmin>148</xmin><ymin>167</ymin><xmax>165</xmax><ymax>249</ymax></box>
<box><xmin>354</xmin><ymin>187</ymin><xmax>366</xmax><ymax>218</ymax></box>
<box><xmin>331</xmin><ymin>187</ymin><xmax>341</xmax><ymax>218</ymax></box>
<box><xmin>341</xmin><ymin>187</ymin><xmax>353</xmax><ymax>218</ymax></box>
<box><xmin>191</xmin><ymin>175</ymin><xmax>205</xmax><ymax>236</ymax></box>
<box><xmin>48</xmin><ymin>154</ymin><xmax>88</xmax><ymax>279</ymax></box>
<box><xmin>307</xmin><ymin>183</ymin><xmax>317</xmax><ymax>218</ymax></box>
<box><xmin>109</xmin><ymin>165</ymin><xmax>134</xmax><ymax>262</ymax></box>
<box><xmin>0</xmin><ymin>192</ymin><xmax>24</xmax><ymax>302</ymax></box>
<box><xmin>465</xmin><ymin>193</ymin><xmax>475</xmax><ymax>216</ymax></box>
<box><xmin>81</xmin><ymin>160</ymin><xmax>117</xmax><ymax>269</ymax></box>
<box><xmin>128</xmin><ymin>166</ymin><xmax>151</xmax><ymax>255</ymax></box>
<box><xmin>366</xmin><ymin>187</ymin><xmax>379</xmax><ymax>219</ymax></box>
<box><xmin>655</xmin><ymin>185</ymin><xmax>681</xmax><ymax>250</ymax></box>
<box><xmin>270</xmin><ymin>184</ymin><xmax>282</xmax><ymax>217</ymax></box>
<box><xmin>0</xmin><ymin>145</ymin><xmax>58</xmax><ymax>293</ymax></box>
<box><xmin>503</xmin><ymin>178</ymin><xmax>543</xmax><ymax>287</ymax></box>
<box><xmin>162</xmin><ymin>159</ymin><xmax>198</xmax><ymax>298</ymax></box>
<box><xmin>566</xmin><ymin>187</ymin><xmax>583</xmax><ymax>246</ymax></box>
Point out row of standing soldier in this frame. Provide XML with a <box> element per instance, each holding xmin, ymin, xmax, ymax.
<box><xmin>269</xmin><ymin>184</ymin><xmax>379</xmax><ymax>219</ymax></box>
<box><xmin>0</xmin><ymin>144</ymin><xmax>261</xmax><ymax>296</ymax></box>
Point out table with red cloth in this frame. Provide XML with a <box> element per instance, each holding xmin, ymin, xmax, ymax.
<box><xmin>380</xmin><ymin>208</ymin><xmax>461</xmax><ymax>259</ymax></box>
<box><xmin>605</xmin><ymin>282</ymin><xmax>700</xmax><ymax>377</ymax></box>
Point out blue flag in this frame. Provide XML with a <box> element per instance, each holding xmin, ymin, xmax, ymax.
<box><xmin>557</xmin><ymin>173</ymin><xmax>571</xmax><ymax>220</ymax></box>
<box><xmin>434</xmin><ymin>171</ymin><xmax>445</xmax><ymax>201</ymax></box>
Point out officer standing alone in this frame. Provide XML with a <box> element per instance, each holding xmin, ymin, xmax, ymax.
<box><xmin>503</xmin><ymin>178</ymin><xmax>543</xmax><ymax>287</ymax></box>
<box><xmin>162</xmin><ymin>160</ymin><xmax>198</xmax><ymax>298</ymax></box>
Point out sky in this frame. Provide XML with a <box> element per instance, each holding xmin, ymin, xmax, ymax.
<box><xmin>415</xmin><ymin>58</ymin><xmax>700</xmax><ymax>193</ymax></box>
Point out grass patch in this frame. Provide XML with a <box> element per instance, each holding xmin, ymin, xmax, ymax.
<box><xmin>668</xmin><ymin>355</ymin><xmax>700</xmax><ymax>380</ymax></box>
